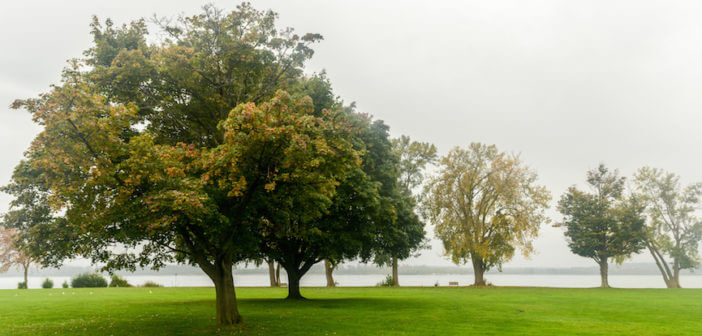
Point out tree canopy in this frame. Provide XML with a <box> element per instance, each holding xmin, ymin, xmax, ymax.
<box><xmin>2</xmin><ymin>4</ymin><xmax>365</xmax><ymax>325</ymax></box>
<box><xmin>634</xmin><ymin>167</ymin><xmax>702</xmax><ymax>288</ymax></box>
<box><xmin>372</xmin><ymin>135</ymin><xmax>435</xmax><ymax>286</ymax></box>
<box><xmin>423</xmin><ymin>143</ymin><xmax>550</xmax><ymax>286</ymax></box>
<box><xmin>557</xmin><ymin>164</ymin><xmax>647</xmax><ymax>288</ymax></box>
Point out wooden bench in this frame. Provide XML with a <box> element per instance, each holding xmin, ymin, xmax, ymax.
<box><xmin>448</xmin><ymin>281</ymin><xmax>459</xmax><ymax>286</ymax></box>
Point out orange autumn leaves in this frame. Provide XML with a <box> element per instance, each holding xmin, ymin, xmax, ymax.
<box><xmin>17</xmin><ymin>86</ymin><xmax>358</xmax><ymax>235</ymax></box>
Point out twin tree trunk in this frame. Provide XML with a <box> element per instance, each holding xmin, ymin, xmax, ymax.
<box><xmin>471</xmin><ymin>258</ymin><xmax>487</xmax><ymax>286</ymax></box>
<box><xmin>324</xmin><ymin>260</ymin><xmax>335</xmax><ymax>287</ymax></box>
<box><xmin>268</xmin><ymin>261</ymin><xmax>278</xmax><ymax>287</ymax></box>
<box><xmin>392</xmin><ymin>257</ymin><xmax>399</xmax><ymax>287</ymax></box>
<box><xmin>648</xmin><ymin>243</ymin><xmax>682</xmax><ymax>288</ymax></box>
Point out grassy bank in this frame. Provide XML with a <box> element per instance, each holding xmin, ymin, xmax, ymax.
<box><xmin>0</xmin><ymin>286</ymin><xmax>699</xmax><ymax>335</ymax></box>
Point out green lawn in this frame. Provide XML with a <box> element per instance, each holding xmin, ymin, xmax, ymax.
<box><xmin>0</xmin><ymin>286</ymin><xmax>699</xmax><ymax>335</ymax></box>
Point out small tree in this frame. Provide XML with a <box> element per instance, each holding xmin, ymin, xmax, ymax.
<box><xmin>0</xmin><ymin>228</ymin><xmax>35</xmax><ymax>289</ymax></box>
<box><xmin>423</xmin><ymin>143</ymin><xmax>550</xmax><ymax>286</ymax></box>
<box><xmin>373</xmin><ymin>135</ymin><xmax>435</xmax><ymax>287</ymax></box>
<box><xmin>634</xmin><ymin>167</ymin><xmax>702</xmax><ymax>288</ymax></box>
<box><xmin>557</xmin><ymin>164</ymin><xmax>647</xmax><ymax>288</ymax></box>
<box><xmin>109</xmin><ymin>274</ymin><xmax>131</xmax><ymax>287</ymax></box>
<box><xmin>42</xmin><ymin>278</ymin><xmax>54</xmax><ymax>289</ymax></box>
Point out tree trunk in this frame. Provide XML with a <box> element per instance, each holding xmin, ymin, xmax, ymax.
<box><xmin>268</xmin><ymin>260</ymin><xmax>278</xmax><ymax>287</ymax></box>
<box><xmin>598</xmin><ymin>259</ymin><xmax>609</xmax><ymax>288</ymax></box>
<box><xmin>286</xmin><ymin>268</ymin><xmax>304</xmax><ymax>300</ymax></box>
<box><xmin>324</xmin><ymin>260</ymin><xmax>335</xmax><ymax>287</ymax></box>
<box><xmin>392</xmin><ymin>257</ymin><xmax>399</xmax><ymax>287</ymax></box>
<box><xmin>471</xmin><ymin>258</ymin><xmax>486</xmax><ymax>286</ymax></box>
<box><xmin>672</xmin><ymin>239</ymin><xmax>682</xmax><ymax>288</ymax></box>
<box><xmin>204</xmin><ymin>260</ymin><xmax>241</xmax><ymax>325</ymax></box>
<box><xmin>672</xmin><ymin>267</ymin><xmax>681</xmax><ymax>288</ymax></box>
<box><xmin>648</xmin><ymin>243</ymin><xmax>673</xmax><ymax>288</ymax></box>
<box><xmin>23</xmin><ymin>265</ymin><xmax>28</xmax><ymax>289</ymax></box>
<box><xmin>275</xmin><ymin>263</ymin><xmax>281</xmax><ymax>286</ymax></box>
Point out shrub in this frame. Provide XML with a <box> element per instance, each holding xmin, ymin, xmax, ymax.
<box><xmin>71</xmin><ymin>273</ymin><xmax>108</xmax><ymax>288</ymax></box>
<box><xmin>376</xmin><ymin>275</ymin><xmax>394</xmax><ymax>287</ymax></box>
<box><xmin>62</xmin><ymin>281</ymin><xmax>69</xmax><ymax>288</ymax></box>
<box><xmin>109</xmin><ymin>274</ymin><xmax>131</xmax><ymax>287</ymax></box>
<box><xmin>434</xmin><ymin>281</ymin><xmax>440</xmax><ymax>287</ymax></box>
<box><xmin>42</xmin><ymin>278</ymin><xmax>54</xmax><ymax>289</ymax></box>
<box><xmin>17</xmin><ymin>281</ymin><xmax>27</xmax><ymax>289</ymax></box>
<box><xmin>141</xmin><ymin>281</ymin><xmax>162</xmax><ymax>288</ymax></box>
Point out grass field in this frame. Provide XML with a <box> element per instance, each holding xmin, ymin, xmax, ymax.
<box><xmin>1</xmin><ymin>286</ymin><xmax>700</xmax><ymax>335</ymax></box>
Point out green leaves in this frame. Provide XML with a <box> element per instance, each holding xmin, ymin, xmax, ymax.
<box><xmin>557</xmin><ymin>164</ymin><xmax>647</xmax><ymax>264</ymax></box>
<box><xmin>633</xmin><ymin>167</ymin><xmax>702</xmax><ymax>271</ymax></box>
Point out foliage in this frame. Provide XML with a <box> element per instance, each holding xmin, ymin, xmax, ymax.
<box><xmin>42</xmin><ymin>278</ymin><xmax>54</xmax><ymax>289</ymax></box>
<box><xmin>140</xmin><ymin>281</ymin><xmax>162</xmax><ymax>288</ymax></box>
<box><xmin>17</xmin><ymin>282</ymin><xmax>26</xmax><ymax>289</ymax></box>
<box><xmin>393</xmin><ymin>135</ymin><xmax>438</xmax><ymax>194</ymax></box>
<box><xmin>62</xmin><ymin>281</ymin><xmax>69</xmax><ymax>289</ymax></box>
<box><xmin>109</xmin><ymin>274</ymin><xmax>131</xmax><ymax>287</ymax></box>
<box><xmin>3</xmin><ymin>4</ymin><xmax>355</xmax><ymax>324</ymax></box>
<box><xmin>376</xmin><ymin>275</ymin><xmax>395</xmax><ymax>287</ymax></box>
<box><xmin>558</xmin><ymin>165</ymin><xmax>648</xmax><ymax>263</ymax></box>
<box><xmin>71</xmin><ymin>273</ymin><xmax>108</xmax><ymax>288</ymax></box>
<box><xmin>423</xmin><ymin>143</ymin><xmax>550</xmax><ymax>285</ymax></box>
<box><xmin>557</xmin><ymin>164</ymin><xmax>647</xmax><ymax>287</ymax></box>
<box><xmin>256</xmin><ymin>77</ymin><xmax>402</xmax><ymax>299</ymax></box>
<box><xmin>0</xmin><ymin>228</ymin><xmax>34</xmax><ymax>276</ymax></box>
<box><xmin>633</xmin><ymin>167</ymin><xmax>702</xmax><ymax>287</ymax></box>
<box><xmin>373</xmin><ymin>135</ymin><xmax>434</xmax><ymax>270</ymax></box>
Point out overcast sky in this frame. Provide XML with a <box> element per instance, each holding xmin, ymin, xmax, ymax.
<box><xmin>1</xmin><ymin>0</ymin><xmax>701</xmax><ymax>269</ymax></box>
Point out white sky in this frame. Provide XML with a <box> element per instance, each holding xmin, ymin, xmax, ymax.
<box><xmin>1</xmin><ymin>0</ymin><xmax>701</xmax><ymax>269</ymax></box>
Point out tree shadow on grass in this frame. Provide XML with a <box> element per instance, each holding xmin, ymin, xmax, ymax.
<box><xmin>32</xmin><ymin>297</ymin><xmax>428</xmax><ymax>336</ymax></box>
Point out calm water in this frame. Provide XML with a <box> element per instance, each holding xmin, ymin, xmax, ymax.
<box><xmin>3</xmin><ymin>273</ymin><xmax>702</xmax><ymax>290</ymax></box>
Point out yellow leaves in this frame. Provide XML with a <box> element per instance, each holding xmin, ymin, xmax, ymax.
<box><xmin>264</xmin><ymin>182</ymin><xmax>276</xmax><ymax>192</ymax></box>
<box><xmin>425</xmin><ymin>142</ymin><xmax>551</xmax><ymax>267</ymax></box>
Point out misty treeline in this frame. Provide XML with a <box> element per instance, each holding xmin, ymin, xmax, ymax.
<box><xmin>0</xmin><ymin>4</ymin><xmax>700</xmax><ymax>326</ymax></box>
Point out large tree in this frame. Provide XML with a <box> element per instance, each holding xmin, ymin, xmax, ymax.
<box><xmin>423</xmin><ymin>143</ymin><xmax>550</xmax><ymax>286</ymax></box>
<box><xmin>373</xmin><ymin>135</ymin><xmax>435</xmax><ymax>286</ymax></box>
<box><xmin>3</xmin><ymin>5</ymin><xmax>362</xmax><ymax>325</ymax></box>
<box><xmin>634</xmin><ymin>167</ymin><xmax>702</xmax><ymax>288</ymax></box>
<box><xmin>260</xmin><ymin>117</ymin><xmax>397</xmax><ymax>299</ymax></box>
<box><xmin>557</xmin><ymin>164</ymin><xmax>647</xmax><ymax>288</ymax></box>
<box><xmin>0</xmin><ymin>228</ymin><xmax>36</xmax><ymax>289</ymax></box>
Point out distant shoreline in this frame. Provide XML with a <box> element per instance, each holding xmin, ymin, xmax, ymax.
<box><xmin>1</xmin><ymin>262</ymin><xmax>700</xmax><ymax>277</ymax></box>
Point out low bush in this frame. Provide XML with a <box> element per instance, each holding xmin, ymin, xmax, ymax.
<box><xmin>17</xmin><ymin>281</ymin><xmax>26</xmax><ymax>289</ymax></box>
<box><xmin>62</xmin><ymin>281</ymin><xmax>69</xmax><ymax>288</ymax></box>
<box><xmin>109</xmin><ymin>275</ymin><xmax>131</xmax><ymax>287</ymax></box>
<box><xmin>376</xmin><ymin>275</ymin><xmax>394</xmax><ymax>287</ymax></box>
<box><xmin>42</xmin><ymin>278</ymin><xmax>54</xmax><ymax>289</ymax></box>
<box><xmin>71</xmin><ymin>273</ymin><xmax>108</xmax><ymax>288</ymax></box>
<box><xmin>141</xmin><ymin>281</ymin><xmax>162</xmax><ymax>288</ymax></box>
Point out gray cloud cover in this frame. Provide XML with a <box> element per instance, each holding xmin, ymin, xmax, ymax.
<box><xmin>1</xmin><ymin>0</ymin><xmax>700</xmax><ymax>268</ymax></box>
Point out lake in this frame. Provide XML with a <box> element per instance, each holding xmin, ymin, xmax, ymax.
<box><xmin>3</xmin><ymin>273</ymin><xmax>702</xmax><ymax>290</ymax></box>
